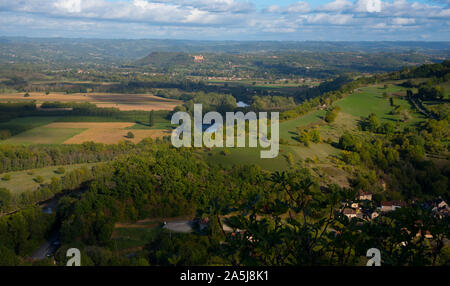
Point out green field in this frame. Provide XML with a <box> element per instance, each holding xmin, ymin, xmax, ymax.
<box><xmin>279</xmin><ymin>110</ymin><xmax>326</xmax><ymax>143</ymax></box>
<box><xmin>335</xmin><ymin>85</ymin><xmax>425</xmax><ymax>126</ymax></box>
<box><xmin>0</xmin><ymin>163</ymin><xmax>97</xmax><ymax>194</ymax></box>
<box><xmin>284</xmin><ymin>143</ymin><xmax>340</xmax><ymax>162</ymax></box>
<box><xmin>205</xmin><ymin>147</ymin><xmax>290</xmax><ymax>171</ymax></box>
<box><xmin>204</xmin><ymin>82</ymin><xmax>427</xmax><ymax>172</ymax></box>
<box><xmin>0</xmin><ymin>114</ymin><xmax>172</xmax><ymax>145</ymax></box>
<box><xmin>0</xmin><ymin>116</ymin><xmax>88</xmax><ymax>145</ymax></box>
<box><xmin>0</xmin><ymin>116</ymin><xmax>60</xmax><ymax>132</ymax></box>
<box><xmin>204</xmin><ymin>143</ymin><xmax>340</xmax><ymax>172</ymax></box>
<box><xmin>1</xmin><ymin>126</ymin><xmax>86</xmax><ymax>145</ymax></box>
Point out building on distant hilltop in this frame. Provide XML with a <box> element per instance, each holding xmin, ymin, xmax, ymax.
<box><xmin>193</xmin><ymin>55</ymin><xmax>204</xmax><ymax>63</ymax></box>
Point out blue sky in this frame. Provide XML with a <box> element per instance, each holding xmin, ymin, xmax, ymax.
<box><xmin>0</xmin><ymin>0</ymin><xmax>449</xmax><ymax>40</ymax></box>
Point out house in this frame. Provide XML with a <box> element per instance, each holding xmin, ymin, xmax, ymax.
<box><xmin>431</xmin><ymin>199</ymin><xmax>449</xmax><ymax>218</ymax></box>
<box><xmin>436</xmin><ymin>199</ymin><xmax>448</xmax><ymax>210</ymax></box>
<box><xmin>380</xmin><ymin>201</ymin><xmax>405</xmax><ymax>212</ymax></box>
<box><xmin>343</xmin><ymin>209</ymin><xmax>357</xmax><ymax>219</ymax></box>
<box><xmin>424</xmin><ymin>231</ymin><xmax>433</xmax><ymax>239</ymax></box>
<box><xmin>351</xmin><ymin>202</ymin><xmax>359</xmax><ymax>209</ymax></box>
<box><xmin>380</xmin><ymin>201</ymin><xmax>394</xmax><ymax>212</ymax></box>
<box><xmin>358</xmin><ymin>191</ymin><xmax>373</xmax><ymax>201</ymax></box>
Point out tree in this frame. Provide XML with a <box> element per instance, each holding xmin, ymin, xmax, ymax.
<box><xmin>364</xmin><ymin>113</ymin><xmax>379</xmax><ymax>132</ymax></box>
<box><xmin>390</xmin><ymin>97</ymin><xmax>396</xmax><ymax>107</ymax></box>
<box><xmin>149</xmin><ymin>110</ymin><xmax>155</xmax><ymax>127</ymax></box>
<box><xmin>379</xmin><ymin>122</ymin><xmax>395</xmax><ymax>135</ymax></box>
<box><xmin>339</xmin><ymin>132</ymin><xmax>359</xmax><ymax>151</ymax></box>
<box><xmin>325</xmin><ymin>109</ymin><xmax>338</xmax><ymax>123</ymax></box>
<box><xmin>126</xmin><ymin>132</ymin><xmax>135</xmax><ymax>139</ymax></box>
<box><xmin>0</xmin><ymin>245</ymin><xmax>19</xmax><ymax>266</ymax></box>
<box><xmin>0</xmin><ymin>188</ymin><xmax>12</xmax><ymax>213</ymax></box>
<box><xmin>299</xmin><ymin>130</ymin><xmax>310</xmax><ymax>146</ymax></box>
<box><xmin>310</xmin><ymin>129</ymin><xmax>321</xmax><ymax>143</ymax></box>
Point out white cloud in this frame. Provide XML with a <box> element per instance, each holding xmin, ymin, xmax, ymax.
<box><xmin>303</xmin><ymin>13</ymin><xmax>353</xmax><ymax>25</ymax></box>
<box><xmin>318</xmin><ymin>0</ymin><xmax>352</xmax><ymax>12</ymax></box>
<box><xmin>0</xmin><ymin>0</ymin><xmax>448</xmax><ymax>40</ymax></box>
<box><xmin>436</xmin><ymin>8</ymin><xmax>450</xmax><ymax>17</ymax></box>
<box><xmin>355</xmin><ymin>0</ymin><xmax>383</xmax><ymax>13</ymax></box>
<box><xmin>54</xmin><ymin>0</ymin><xmax>82</xmax><ymax>13</ymax></box>
<box><xmin>286</xmin><ymin>1</ymin><xmax>310</xmax><ymax>13</ymax></box>
<box><xmin>264</xmin><ymin>1</ymin><xmax>310</xmax><ymax>14</ymax></box>
<box><xmin>392</xmin><ymin>17</ymin><xmax>416</xmax><ymax>25</ymax></box>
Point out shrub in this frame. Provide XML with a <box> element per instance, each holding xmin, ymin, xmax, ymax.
<box><xmin>0</xmin><ymin>130</ymin><xmax>12</xmax><ymax>140</ymax></box>
<box><xmin>325</xmin><ymin>107</ymin><xmax>340</xmax><ymax>123</ymax></box>
<box><xmin>54</xmin><ymin>167</ymin><xmax>66</xmax><ymax>174</ymax></box>
<box><xmin>34</xmin><ymin>176</ymin><xmax>45</xmax><ymax>184</ymax></box>
<box><xmin>310</xmin><ymin>129</ymin><xmax>321</xmax><ymax>143</ymax></box>
<box><xmin>126</xmin><ymin>132</ymin><xmax>135</xmax><ymax>139</ymax></box>
<box><xmin>1</xmin><ymin>174</ymin><xmax>11</xmax><ymax>181</ymax></box>
<box><xmin>24</xmin><ymin>92</ymin><xmax>30</xmax><ymax>97</ymax></box>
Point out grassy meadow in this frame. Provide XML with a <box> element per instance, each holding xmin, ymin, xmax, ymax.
<box><xmin>203</xmin><ymin>81</ymin><xmax>426</xmax><ymax>174</ymax></box>
<box><xmin>0</xmin><ymin>163</ymin><xmax>98</xmax><ymax>194</ymax></box>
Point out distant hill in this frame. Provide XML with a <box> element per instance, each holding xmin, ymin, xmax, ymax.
<box><xmin>135</xmin><ymin>52</ymin><xmax>198</xmax><ymax>69</ymax></box>
<box><xmin>0</xmin><ymin>37</ymin><xmax>449</xmax><ymax>66</ymax></box>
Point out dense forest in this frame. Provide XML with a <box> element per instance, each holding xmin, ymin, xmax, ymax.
<box><xmin>1</xmin><ymin>139</ymin><xmax>448</xmax><ymax>266</ymax></box>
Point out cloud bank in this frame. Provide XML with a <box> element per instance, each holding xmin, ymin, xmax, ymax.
<box><xmin>0</xmin><ymin>0</ymin><xmax>448</xmax><ymax>40</ymax></box>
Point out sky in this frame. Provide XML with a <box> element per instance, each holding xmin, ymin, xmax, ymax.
<box><xmin>0</xmin><ymin>0</ymin><xmax>449</xmax><ymax>41</ymax></box>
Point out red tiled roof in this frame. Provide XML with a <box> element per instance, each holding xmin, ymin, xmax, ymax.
<box><xmin>343</xmin><ymin>209</ymin><xmax>357</xmax><ymax>215</ymax></box>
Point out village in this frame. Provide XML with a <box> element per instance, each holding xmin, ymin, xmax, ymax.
<box><xmin>341</xmin><ymin>191</ymin><xmax>449</xmax><ymax>240</ymax></box>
